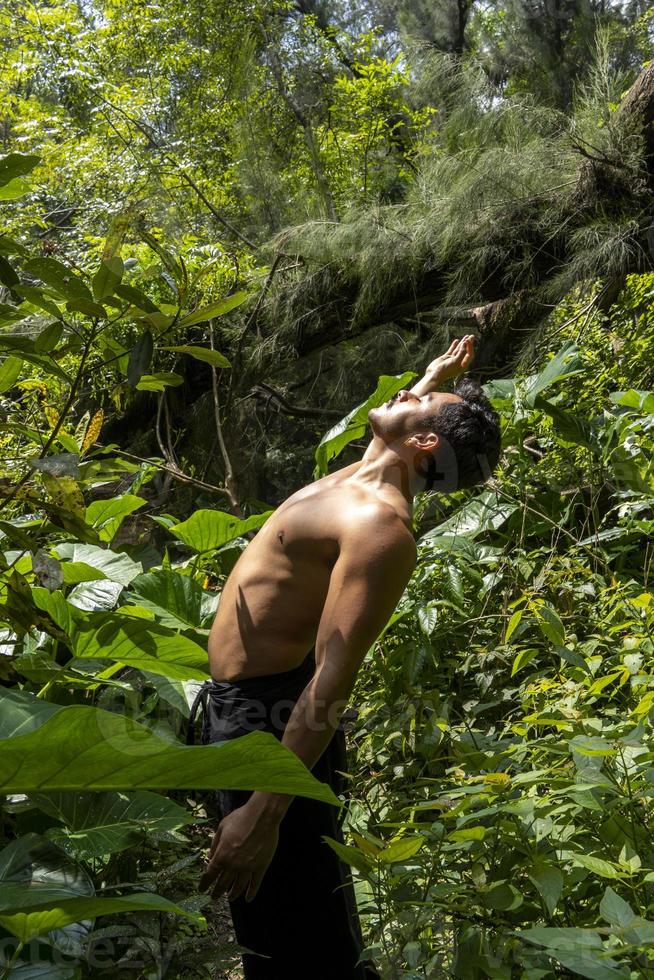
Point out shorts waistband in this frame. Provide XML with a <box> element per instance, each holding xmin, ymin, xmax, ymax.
<box><xmin>186</xmin><ymin>649</ymin><xmax>316</xmax><ymax>746</ymax></box>
<box><xmin>210</xmin><ymin>648</ymin><xmax>316</xmax><ymax>696</ymax></box>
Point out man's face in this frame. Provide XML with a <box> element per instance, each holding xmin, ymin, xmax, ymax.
<box><xmin>369</xmin><ymin>389</ymin><xmax>462</xmax><ymax>443</ymax></box>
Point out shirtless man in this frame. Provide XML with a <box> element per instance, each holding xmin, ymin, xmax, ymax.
<box><xmin>199</xmin><ymin>336</ymin><xmax>501</xmax><ymax>978</ymax></box>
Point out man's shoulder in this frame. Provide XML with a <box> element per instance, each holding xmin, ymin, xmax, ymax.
<box><xmin>340</xmin><ymin>498</ymin><xmax>416</xmax><ymax>560</ymax></box>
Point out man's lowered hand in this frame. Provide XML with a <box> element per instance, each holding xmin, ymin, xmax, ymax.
<box><xmin>200</xmin><ymin>801</ymin><xmax>280</xmax><ymax>903</ymax></box>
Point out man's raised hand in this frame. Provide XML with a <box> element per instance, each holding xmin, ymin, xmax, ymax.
<box><xmin>426</xmin><ymin>334</ymin><xmax>475</xmax><ymax>383</ymax></box>
<box><xmin>409</xmin><ymin>334</ymin><xmax>476</xmax><ymax>397</ymax></box>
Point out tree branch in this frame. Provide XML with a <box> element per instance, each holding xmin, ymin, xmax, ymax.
<box><xmin>247</xmin><ymin>382</ymin><xmax>343</xmax><ymax>420</ymax></box>
<box><xmin>209</xmin><ymin>322</ymin><xmax>242</xmax><ymax>515</ymax></box>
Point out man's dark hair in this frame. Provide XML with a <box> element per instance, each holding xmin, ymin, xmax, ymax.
<box><xmin>422</xmin><ymin>379</ymin><xmax>501</xmax><ymax>490</ymax></box>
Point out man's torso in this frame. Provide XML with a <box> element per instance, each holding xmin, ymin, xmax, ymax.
<box><xmin>207</xmin><ymin>465</ymin><xmax>412</xmax><ymax>681</ymax></box>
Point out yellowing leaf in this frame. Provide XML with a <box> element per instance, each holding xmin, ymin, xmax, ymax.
<box><xmin>82</xmin><ymin>410</ymin><xmax>104</xmax><ymax>453</ymax></box>
<box><xmin>44</xmin><ymin>406</ymin><xmax>59</xmax><ymax>429</ymax></box>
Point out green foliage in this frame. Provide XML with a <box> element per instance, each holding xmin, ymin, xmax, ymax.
<box><xmin>324</xmin><ymin>288</ymin><xmax>654</xmax><ymax>977</ymax></box>
<box><xmin>0</xmin><ymin>153</ymin><xmax>335</xmax><ymax>977</ymax></box>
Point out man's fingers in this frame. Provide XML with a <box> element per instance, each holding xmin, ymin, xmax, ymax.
<box><xmin>205</xmin><ymin>864</ymin><xmax>233</xmax><ymax>897</ymax></box>
<box><xmin>208</xmin><ymin>828</ymin><xmax>221</xmax><ymax>860</ymax></box>
<box><xmin>245</xmin><ymin>869</ymin><xmax>266</xmax><ymax>903</ymax></box>
<box><xmin>226</xmin><ymin>871</ymin><xmax>252</xmax><ymax>902</ymax></box>
<box><xmin>462</xmin><ymin>336</ymin><xmax>475</xmax><ymax>366</ymax></box>
<box><xmin>214</xmin><ymin>870</ymin><xmax>242</xmax><ymax>901</ymax></box>
<box><xmin>199</xmin><ymin>849</ymin><xmax>228</xmax><ymax>892</ymax></box>
<box><xmin>200</xmin><ymin>863</ymin><xmax>223</xmax><ymax>892</ymax></box>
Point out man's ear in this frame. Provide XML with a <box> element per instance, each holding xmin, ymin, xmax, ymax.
<box><xmin>405</xmin><ymin>432</ymin><xmax>439</xmax><ymax>452</ymax></box>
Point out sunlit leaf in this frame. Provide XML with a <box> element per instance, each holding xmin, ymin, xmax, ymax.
<box><xmin>163</xmin><ymin>345</ymin><xmax>231</xmax><ymax>367</ymax></box>
<box><xmin>169</xmin><ymin>509</ymin><xmax>272</xmax><ymax>553</ymax></box>
<box><xmin>85</xmin><ymin>494</ymin><xmax>146</xmax><ymax>542</ymax></box>
<box><xmin>0</xmin><ymin>355</ymin><xmax>23</xmax><ymax>392</ymax></box>
<box><xmin>178</xmin><ymin>291</ymin><xmax>249</xmax><ymax>326</ymax></box>
<box><xmin>135</xmin><ymin>372</ymin><xmax>184</xmax><ymax>391</ymax></box>
<box><xmin>92</xmin><ymin>256</ymin><xmax>124</xmax><ymax>301</ymax></box>
<box><xmin>0</xmin><ymin>703</ymin><xmax>340</xmax><ymax>804</ymax></box>
<box><xmin>24</xmin><ymin>258</ymin><xmax>92</xmax><ymax>303</ymax></box>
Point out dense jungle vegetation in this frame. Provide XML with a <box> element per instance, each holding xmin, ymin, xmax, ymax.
<box><xmin>1</xmin><ymin>0</ymin><xmax>654</xmax><ymax>976</ymax></box>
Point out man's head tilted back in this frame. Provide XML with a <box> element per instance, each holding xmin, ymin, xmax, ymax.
<box><xmin>368</xmin><ymin>379</ymin><xmax>502</xmax><ymax>493</ymax></box>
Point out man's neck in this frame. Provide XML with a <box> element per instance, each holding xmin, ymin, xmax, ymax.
<box><xmin>342</xmin><ymin>436</ymin><xmax>418</xmax><ymax>520</ymax></box>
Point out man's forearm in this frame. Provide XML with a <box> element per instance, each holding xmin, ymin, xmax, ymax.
<box><xmin>246</xmin><ymin>670</ymin><xmax>351</xmax><ymax>825</ymax></box>
<box><xmin>410</xmin><ymin>368</ymin><xmax>445</xmax><ymax>397</ymax></box>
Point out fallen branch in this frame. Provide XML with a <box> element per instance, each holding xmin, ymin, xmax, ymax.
<box><xmin>247</xmin><ymin>382</ymin><xmax>343</xmax><ymax>420</ymax></box>
<box><xmin>94</xmin><ymin>444</ymin><xmax>231</xmax><ymax>496</ymax></box>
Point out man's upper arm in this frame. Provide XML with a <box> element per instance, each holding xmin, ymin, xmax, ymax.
<box><xmin>313</xmin><ymin>510</ymin><xmax>416</xmax><ymax>690</ymax></box>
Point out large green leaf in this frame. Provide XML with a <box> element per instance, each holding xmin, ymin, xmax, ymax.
<box><xmin>127</xmin><ymin>330</ymin><xmax>153</xmax><ymax>387</ymax></box>
<box><xmin>0</xmin><ymin>253</ymin><xmax>19</xmax><ymax>287</ymax></box>
<box><xmin>0</xmin><ymin>704</ymin><xmax>340</xmax><ymax>804</ymax></box>
<box><xmin>24</xmin><ymin>258</ymin><xmax>93</xmax><ymax>303</ymax></box>
<box><xmin>528</xmin><ymin>864</ymin><xmax>563</xmax><ymax>917</ymax></box>
<box><xmin>135</xmin><ymin>371</ymin><xmax>184</xmax><ymax>391</ymax></box>
<box><xmin>53</xmin><ymin>543</ymin><xmax>143</xmax><ymax>585</ymax></box>
<box><xmin>0</xmin><ymin>338</ymin><xmax>71</xmax><ymax>382</ymax></box>
<box><xmin>72</xmin><ymin>613</ymin><xmax>210</xmax><ymax>680</ymax></box>
<box><xmin>518</xmin><ymin>927</ymin><xmax>628</xmax><ymax>980</ymax></box>
<box><xmin>125</xmin><ymin>569</ymin><xmax>219</xmax><ymax>629</ymax></box>
<box><xmin>92</xmin><ymin>256</ymin><xmax>124</xmax><ymax>301</ymax></box>
<box><xmin>523</xmin><ymin>341</ymin><xmax>582</xmax><ymax>407</ymax></box>
<box><xmin>60</xmin><ymin>561</ymin><xmax>108</xmax><ymax>586</ymax></box>
<box><xmin>0</xmin><ymin>178</ymin><xmax>33</xmax><ymax>200</ymax></box>
<box><xmin>0</xmin><ymin>689</ymin><xmax>60</xmax><ymax>739</ymax></box>
<box><xmin>600</xmin><ymin>887</ymin><xmax>635</xmax><ymax>928</ymax></box>
<box><xmin>610</xmin><ymin>389</ymin><xmax>654</xmax><ymax>415</ymax></box>
<box><xmin>170</xmin><ymin>509</ymin><xmax>272</xmax><ymax>553</ymax></box>
<box><xmin>0</xmin><ymin>960</ymin><xmax>74</xmax><ymax>978</ymax></box>
<box><xmin>0</xmin><ymin>891</ymin><xmax>202</xmax><ymax>942</ymax></box>
<box><xmin>67</xmin><ymin>580</ymin><xmax>124</xmax><ymax>613</ymax></box>
<box><xmin>34</xmin><ymin>319</ymin><xmax>64</xmax><ymax>350</ymax></box>
<box><xmin>32</xmin><ymin>586</ymin><xmax>82</xmax><ymax>636</ymax></box>
<box><xmin>16</xmin><ymin>286</ymin><xmax>63</xmax><ymax>321</ymax></box>
<box><xmin>0</xmin><ymin>833</ymin><xmax>93</xmax><ymax>944</ymax></box>
<box><xmin>33</xmin><ymin>790</ymin><xmax>192</xmax><ymax>859</ymax></box>
<box><xmin>0</xmin><ymin>843</ymin><xmax>202</xmax><ymax>943</ymax></box>
<box><xmin>0</xmin><ymin>354</ymin><xmax>23</xmax><ymax>392</ymax></box>
<box><xmin>0</xmin><ymin>233</ymin><xmax>28</xmax><ymax>255</ymax></box>
<box><xmin>534</xmin><ymin>394</ymin><xmax>597</xmax><ymax>449</ymax></box>
<box><xmin>518</xmin><ymin>926</ymin><xmax>604</xmax><ymax>951</ymax></box>
<box><xmin>85</xmin><ymin>494</ymin><xmax>147</xmax><ymax>542</ymax></box>
<box><xmin>115</xmin><ymin>282</ymin><xmax>159</xmax><ymax>313</ymax></box>
<box><xmin>314</xmin><ymin>372</ymin><xmax>416</xmax><ymax>476</ymax></box>
<box><xmin>0</xmin><ymin>302</ymin><xmax>29</xmax><ymax>328</ymax></box>
<box><xmin>0</xmin><ymin>834</ymin><xmax>119</xmax><ymax>944</ymax></box>
<box><xmin>0</xmin><ymin>152</ymin><xmax>40</xmax><ymax>188</ymax></box>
